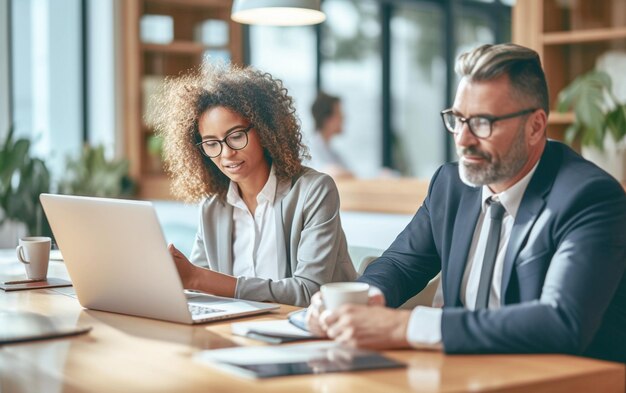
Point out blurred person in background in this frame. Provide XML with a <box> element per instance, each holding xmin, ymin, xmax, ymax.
<box><xmin>307</xmin><ymin>92</ymin><xmax>354</xmax><ymax>179</ymax></box>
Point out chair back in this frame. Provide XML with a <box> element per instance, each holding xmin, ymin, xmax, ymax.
<box><xmin>347</xmin><ymin>245</ymin><xmax>384</xmax><ymax>275</ymax></box>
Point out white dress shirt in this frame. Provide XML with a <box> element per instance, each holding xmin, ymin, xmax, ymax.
<box><xmin>406</xmin><ymin>162</ymin><xmax>539</xmax><ymax>349</ymax></box>
<box><xmin>227</xmin><ymin>166</ymin><xmax>289</xmax><ymax>281</ymax></box>
<box><xmin>306</xmin><ymin>132</ymin><xmax>350</xmax><ymax>173</ymax></box>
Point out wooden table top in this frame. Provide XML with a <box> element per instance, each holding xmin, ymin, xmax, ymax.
<box><xmin>0</xmin><ymin>250</ymin><xmax>624</xmax><ymax>393</ymax></box>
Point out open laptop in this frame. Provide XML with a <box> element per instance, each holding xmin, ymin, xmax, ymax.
<box><xmin>40</xmin><ymin>193</ymin><xmax>279</xmax><ymax>324</ymax></box>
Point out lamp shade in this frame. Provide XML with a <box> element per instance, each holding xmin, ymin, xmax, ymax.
<box><xmin>231</xmin><ymin>0</ymin><xmax>326</xmax><ymax>26</ymax></box>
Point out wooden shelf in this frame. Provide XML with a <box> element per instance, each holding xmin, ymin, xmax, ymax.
<box><xmin>143</xmin><ymin>42</ymin><xmax>203</xmax><ymax>55</ymax></box>
<box><xmin>145</xmin><ymin>0</ymin><xmax>229</xmax><ymax>7</ymax></box>
<box><xmin>548</xmin><ymin>112</ymin><xmax>575</xmax><ymax>124</ymax></box>
<box><xmin>142</xmin><ymin>41</ymin><xmax>228</xmax><ymax>55</ymax></box>
<box><xmin>513</xmin><ymin>0</ymin><xmax>626</xmax><ymax>160</ymax></box>
<box><xmin>140</xmin><ymin>174</ymin><xmax>174</xmax><ymax>200</ymax></box>
<box><xmin>335</xmin><ymin>178</ymin><xmax>429</xmax><ymax>215</ymax></box>
<box><xmin>542</xmin><ymin>27</ymin><xmax>626</xmax><ymax>45</ymax></box>
<box><xmin>123</xmin><ymin>0</ymin><xmax>242</xmax><ymax>200</ymax></box>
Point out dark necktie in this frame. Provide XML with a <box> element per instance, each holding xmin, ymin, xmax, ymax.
<box><xmin>474</xmin><ymin>199</ymin><xmax>506</xmax><ymax>310</ymax></box>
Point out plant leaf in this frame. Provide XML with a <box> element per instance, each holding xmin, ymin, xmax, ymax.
<box><xmin>58</xmin><ymin>145</ymin><xmax>132</xmax><ymax>198</ymax></box>
<box><xmin>557</xmin><ymin>76</ymin><xmax>583</xmax><ymax>113</ymax></box>
<box><xmin>564</xmin><ymin>123</ymin><xmax>580</xmax><ymax>145</ymax></box>
<box><xmin>556</xmin><ymin>71</ymin><xmax>613</xmax><ymax>149</ymax></box>
<box><xmin>0</xmin><ymin>139</ymin><xmax>29</xmax><ymax>187</ymax></box>
<box><xmin>605</xmin><ymin>105</ymin><xmax>626</xmax><ymax>143</ymax></box>
<box><xmin>0</xmin><ymin>129</ymin><xmax>51</xmax><ymax>234</ymax></box>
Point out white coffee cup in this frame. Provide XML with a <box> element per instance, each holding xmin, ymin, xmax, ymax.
<box><xmin>16</xmin><ymin>236</ymin><xmax>51</xmax><ymax>280</ymax></box>
<box><xmin>321</xmin><ymin>282</ymin><xmax>370</xmax><ymax>311</ymax></box>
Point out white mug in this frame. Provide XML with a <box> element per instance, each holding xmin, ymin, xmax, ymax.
<box><xmin>321</xmin><ymin>282</ymin><xmax>370</xmax><ymax>311</ymax></box>
<box><xmin>16</xmin><ymin>236</ymin><xmax>51</xmax><ymax>280</ymax></box>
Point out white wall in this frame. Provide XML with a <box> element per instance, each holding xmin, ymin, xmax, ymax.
<box><xmin>87</xmin><ymin>0</ymin><xmax>117</xmax><ymax>157</ymax></box>
<box><xmin>0</xmin><ymin>0</ymin><xmax>9</xmax><ymax>138</ymax></box>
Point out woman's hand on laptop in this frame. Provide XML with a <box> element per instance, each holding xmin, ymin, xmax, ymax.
<box><xmin>168</xmin><ymin>244</ymin><xmax>198</xmax><ymax>289</ymax></box>
<box><xmin>167</xmin><ymin>244</ymin><xmax>237</xmax><ymax>298</ymax></box>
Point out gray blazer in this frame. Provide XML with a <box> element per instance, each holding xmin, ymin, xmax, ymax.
<box><xmin>189</xmin><ymin>167</ymin><xmax>357</xmax><ymax>306</ymax></box>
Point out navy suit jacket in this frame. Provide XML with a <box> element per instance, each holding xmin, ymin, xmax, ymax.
<box><xmin>359</xmin><ymin>141</ymin><xmax>626</xmax><ymax>362</ymax></box>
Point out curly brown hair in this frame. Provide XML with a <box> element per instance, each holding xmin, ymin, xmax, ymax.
<box><xmin>153</xmin><ymin>62</ymin><xmax>308</xmax><ymax>203</ymax></box>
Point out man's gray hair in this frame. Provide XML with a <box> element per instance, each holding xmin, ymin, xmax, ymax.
<box><xmin>455</xmin><ymin>43</ymin><xmax>549</xmax><ymax>115</ymax></box>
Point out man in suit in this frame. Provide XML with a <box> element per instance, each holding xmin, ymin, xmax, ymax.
<box><xmin>306</xmin><ymin>43</ymin><xmax>626</xmax><ymax>362</ymax></box>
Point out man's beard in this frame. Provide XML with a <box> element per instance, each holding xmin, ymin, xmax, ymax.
<box><xmin>457</xmin><ymin>123</ymin><xmax>528</xmax><ymax>188</ymax></box>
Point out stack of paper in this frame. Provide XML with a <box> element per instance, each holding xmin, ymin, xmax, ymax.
<box><xmin>231</xmin><ymin>319</ymin><xmax>314</xmax><ymax>344</ymax></box>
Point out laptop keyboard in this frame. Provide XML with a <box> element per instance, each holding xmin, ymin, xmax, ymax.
<box><xmin>188</xmin><ymin>304</ymin><xmax>225</xmax><ymax>317</ymax></box>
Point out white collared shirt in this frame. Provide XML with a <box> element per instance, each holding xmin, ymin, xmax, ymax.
<box><xmin>406</xmin><ymin>162</ymin><xmax>539</xmax><ymax>349</ymax></box>
<box><xmin>227</xmin><ymin>166</ymin><xmax>289</xmax><ymax>281</ymax></box>
<box><xmin>306</xmin><ymin>132</ymin><xmax>350</xmax><ymax>173</ymax></box>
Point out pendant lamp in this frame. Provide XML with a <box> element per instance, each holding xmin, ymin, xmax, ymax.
<box><xmin>231</xmin><ymin>0</ymin><xmax>326</xmax><ymax>26</ymax></box>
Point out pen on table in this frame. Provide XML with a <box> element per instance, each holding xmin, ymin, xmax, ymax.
<box><xmin>287</xmin><ymin>309</ymin><xmax>310</xmax><ymax>332</ymax></box>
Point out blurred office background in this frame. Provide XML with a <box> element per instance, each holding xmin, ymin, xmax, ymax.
<box><xmin>0</xmin><ymin>0</ymin><xmax>514</xmax><ymax>186</ymax></box>
<box><xmin>2</xmin><ymin>0</ymin><xmax>624</xmax><ymax>201</ymax></box>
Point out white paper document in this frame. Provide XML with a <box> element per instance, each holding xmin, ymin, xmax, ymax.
<box><xmin>199</xmin><ymin>341</ymin><xmax>339</xmax><ymax>365</ymax></box>
<box><xmin>231</xmin><ymin>319</ymin><xmax>314</xmax><ymax>339</ymax></box>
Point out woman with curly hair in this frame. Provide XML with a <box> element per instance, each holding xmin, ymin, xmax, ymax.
<box><xmin>154</xmin><ymin>63</ymin><xmax>357</xmax><ymax>307</ymax></box>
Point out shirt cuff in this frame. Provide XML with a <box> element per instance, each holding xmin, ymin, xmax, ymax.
<box><xmin>406</xmin><ymin>306</ymin><xmax>444</xmax><ymax>350</ymax></box>
<box><xmin>233</xmin><ymin>276</ymin><xmax>244</xmax><ymax>299</ymax></box>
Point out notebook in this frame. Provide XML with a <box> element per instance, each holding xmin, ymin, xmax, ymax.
<box><xmin>40</xmin><ymin>193</ymin><xmax>279</xmax><ymax>324</ymax></box>
<box><xmin>0</xmin><ymin>277</ymin><xmax>72</xmax><ymax>292</ymax></box>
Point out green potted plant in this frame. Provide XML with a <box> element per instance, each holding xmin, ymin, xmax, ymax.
<box><xmin>58</xmin><ymin>144</ymin><xmax>135</xmax><ymax>198</ymax></box>
<box><xmin>0</xmin><ymin>128</ymin><xmax>51</xmax><ymax>247</ymax></box>
<box><xmin>146</xmin><ymin>134</ymin><xmax>165</xmax><ymax>174</ymax></box>
<box><xmin>557</xmin><ymin>70</ymin><xmax>626</xmax><ymax>148</ymax></box>
<box><xmin>557</xmin><ymin>70</ymin><xmax>626</xmax><ymax>182</ymax></box>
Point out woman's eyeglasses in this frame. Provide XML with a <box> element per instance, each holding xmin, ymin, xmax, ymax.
<box><xmin>196</xmin><ymin>124</ymin><xmax>254</xmax><ymax>158</ymax></box>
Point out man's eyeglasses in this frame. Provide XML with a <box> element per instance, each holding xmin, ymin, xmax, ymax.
<box><xmin>196</xmin><ymin>124</ymin><xmax>254</xmax><ymax>158</ymax></box>
<box><xmin>440</xmin><ymin>108</ymin><xmax>537</xmax><ymax>139</ymax></box>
